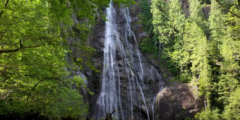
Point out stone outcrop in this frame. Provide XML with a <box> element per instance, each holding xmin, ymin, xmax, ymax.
<box><xmin>154</xmin><ymin>82</ymin><xmax>204</xmax><ymax>120</ymax></box>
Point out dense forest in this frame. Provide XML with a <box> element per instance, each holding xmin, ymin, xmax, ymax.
<box><xmin>0</xmin><ymin>0</ymin><xmax>240</xmax><ymax>119</ymax></box>
<box><xmin>141</xmin><ymin>0</ymin><xmax>240</xmax><ymax>119</ymax></box>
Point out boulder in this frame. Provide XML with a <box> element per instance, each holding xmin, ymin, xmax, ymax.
<box><xmin>154</xmin><ymin>82</ymin><xmax>204</xmax><ymax>120</ymax></box>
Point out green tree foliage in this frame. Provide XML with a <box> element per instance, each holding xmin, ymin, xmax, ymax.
<box><xmin>218</xmin><ymin>26</ymin><xmax>240</xmax><ymax>104</ymax></box>
<box><xmin>139</xmin><ymin>0</ymin><xmax>158</xmax><ymax>55</ymax></box>
<box><xmin>46</xmin><ymin>88</ymin><xmax>89</xmax><ymax>119</ymax></box>
<box><xmin>209</xmin><ymin>0</ymin><xmax>226</xmax><ymax>43</ymax></box>
<box><xmin>207</xmin><ymin>0</ymin><xmax>226</xmax><ymax>109</ymax></box>
<box><xmin>139</xmin><ymin>0</ymin><xmax>153</xmax><ymax>34</ymax></box>
<box><xmin>149</xmin><ymin>0</ymin><xmax>240</xmax><ymax>118</ymax></box>
<box><xmin>223</xmin><ymin>87</ymin><xmax>240</xmax><ymax>119</ymax></box>
<box><xmin>195</xmin><ymin>108</ymin><xmax>222</xmax><ymax>120</ymax></box>
<box><xmin>183</xmin><ymin>0</ymin><xmax>210</xmax><ymax>108</ymax></box>
<box><xmin>194</xmin><ymin>0</ymin><xmax>240</xmax><ymax>118</ymax></box>
<box><xmin>189</xmin><ymin>0</ymin><xmax>207</xmax><ymax>30</ymax></box>
<box><xmin>182</xmin><ymin>21</ymin><xmax>211</xmax><ymax>98</ymax></box>
<box><xmin>167</xmin><ymin>0</ymin><xmax>186</xmax><ymax>75</ymax></box>
<box><xmin>214</xmin><ymin>0</ymin><xmax>240</xmax><ymax>106</ymax></box>
<box><xmin>151</xmin><ymin>0</ymin><xmax>185</xmax><ymax>75</ymax></box>
<box><xmin>151</xmin><ymin>0</ymin><xmax>170</xmax><ymax>63</ymax></box>
<box><xmin>196</xmin><ymin>88</ymin><xmax>240</xmax><ymax>120</ymax></box>
<box><xmin>0</xmin><ymin>0</ymin><xmax>134</xmax><ymax>119</ymax></box>
<box><xmin>151</xmin><ymin>0</ymin><xmax>169</xmax><ymax>45</ymax></box>
<box><xmin>0</xmin><ymin>0</ymin><xmax>93</xmax><ymax>118</ymax></box>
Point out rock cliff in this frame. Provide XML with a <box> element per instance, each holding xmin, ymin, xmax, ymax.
<box><xmin>69</xmin><ymin>0</ymin><xmax>206</xmax><ymax>119</ymax></box>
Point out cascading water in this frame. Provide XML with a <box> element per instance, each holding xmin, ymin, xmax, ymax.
<box><xmin>94</xmin><ymin>1</ymin><xmax>151</xmax><ymax>120</ymax></box>
<box><xmin>121</xmin><ymin>5</ymin><xmax>150</xmax><ymax>120</ymax></box>
<box><xmin>94</xmin><ymin>2</ymin><xmax>122</xmax><ymax>119</ymax></box>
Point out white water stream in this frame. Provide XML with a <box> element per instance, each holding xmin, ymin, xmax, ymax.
<box><xmin>94</xmin><ymin>1</ymin><xmax>150</xmax><ymax>120</ymax></box>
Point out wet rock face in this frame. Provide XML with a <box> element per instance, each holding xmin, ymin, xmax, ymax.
<box><xmin>87</xmin><ymin>1</ymin><xmax>165</xmax><ymax>119</ymax></box>
<box><xmin>154</xmin><ymin>82</ymin><xmax>204</xmax><ymax>120</ymax></box>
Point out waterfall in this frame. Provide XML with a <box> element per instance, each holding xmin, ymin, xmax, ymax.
<box><xmin>94</xmin><ymin>1</ymin><xmax>151</xmax><ymax>120</ymax></box>
<box><xmin>94</xmin><ymin>2</ymin><xmax>121</xmax><ymax>119</ymax></box>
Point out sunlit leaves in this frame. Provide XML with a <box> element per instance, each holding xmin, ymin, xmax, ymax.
<box><xmin>0</xmin><ymin>0</ymin><xmax>109</xmax><ymax>118</ymax></box>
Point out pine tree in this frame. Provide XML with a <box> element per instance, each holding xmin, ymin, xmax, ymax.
<box><xmin>189</xmin><ymin>0</ymin><xmax>207</xmax><ymax>31</ymax></box>
<box><xmin>139</xmin><ymin>0</ymin><xmax>159</xmax><ymax>55</ymax></box>
<box><xmin>208</xmin><ymin>0</ymin><xmax>226</xmax><ymax>108</ymax></box>
<box><xmin>181</xmin><ymin>22</ymin><xmax>211</xmax><ymax>99</ymax></box>
<box><xmin>151</xmin><ymin>0</ymin><xmax>170</xmax><ymax>45</ymax></box>
<box><xmin>151</xmin><ymin>0</ymin><xmax>186</xmax><ymax>75</ymax></box>
<box><xmin>195</xmin><ymin>0</ymin><xmax>240</xmax><ymax>118</ymax></box>
<box><xmin>217</xmin><ymin>3</ymin><xmax>240</xmax><ymax>104</ymax></box>
<box><xmin>218</xmin><ymin>28</ymin><xmax>240</xmax><ymax>104</ymax></box>
<box><xmin>168</xmin><ymin>0</ymin><xmax>186</xmax><ymax>76</ymax></box>
<box><xmin>180</xmin><ymin>0</ymin><xmax>212</xmax><ymax>106</ymax></box>
<box><xmin>223</xmin><ymin>87</ymin><xmax>240</xmax><ymax>119</ymax></box>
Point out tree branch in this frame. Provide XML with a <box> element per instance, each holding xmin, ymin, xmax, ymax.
<box><xmin>26</xmin><ymin>77</ymin><xmax>70</xmax><ymax>106</ymax></box>
<box><xmin>0</xmin><ymin>0</ymin><xmax>10</xmax><ymax>18</ymax></box>
<box><xmin>215</xmin><ymin>0</ymin><xmax>240</xmax><ymax>18</ymax></box>
<box><xmin>105</xmin><ymin>110</ymin><xmax>115</xmax><ymax>120</ymax></box>
<box><xmin>0</xmin><ymin>45</ymin><xmax>41</xmax><ymax>54</ymax></box>
<box><xmin>0</xmin><ymin>40</ymin><xmax>41</xmax><ymax>54</ymax></box>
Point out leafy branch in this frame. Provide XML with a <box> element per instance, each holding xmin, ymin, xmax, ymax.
<box><xmin>0</xmin><ymin>40</ymin><xmax>40</xmax><ymax>54</ymax></box>
<box><xmin>0</xmin><ymin>0</ymin><xmax>10</xmax><ymax>18</ymax></box>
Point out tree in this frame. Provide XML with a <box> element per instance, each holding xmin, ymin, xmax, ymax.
<box><xmin>180</xmin><ymin>0</ymin><xmax>212</xmax><ymax>106</ymax></box>
<box><xmin>189</xmin><ymin>0</ymin><xmax>207</xmax><ymax>31</ymax></box>
<box><xmin>0</xmin><ymin>0</ymin><xmax>91</xmax><ymax>118</ymax></box>
<box><xmin>151</xmin><ymin>0</ymin><xmax>186</xmax><ymax>75</ymax></box>
<box><xmin>216</xmin><ymin>3</ymin><xmax>240</xmax><ymax>104</ymax></box>
<box><xmin>0</xmin><ymin>0</ymin><xmax>136</xmax><ymax>119</ymax></box>
<box><xmin>223</xmin><ymin>87</ymin><xmax>240</xmax><ymax>119</ymax></box>
<box><xmin>218</xmin><ymin>28</ymin><xmax>240</xmax><ymax>104</ymax></box>
<box><xmin>139</xmin><ymin>0</ymin><xmax>159</xmax><ymax>55</ymax></box>
<box><xmin>168</xmin><ymin>0</ymin><xmax>186</xmax><ymax>76</ymax></box>
<box><xmin>181</xmin><ymin>21</ymin><xmax>211</xmax><ymax>99</ymax></box>
<box><xmin>207</xmin><ymin>0</ymin><xmax>226</xmax><ymax>109</ymax></box>
<box><xmin>195</xmin><ymin>108</ymin><xmax>222</xmax><ymax>120</ymax></box>
<box><xmin>151</xmin><ymin>0</ymin><xmax>170</xmax><ymax>47</ymax></box>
